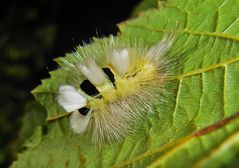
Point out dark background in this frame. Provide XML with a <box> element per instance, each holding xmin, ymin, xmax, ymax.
<box><xmin>0</xmin><ymin>0</ymin><xmax>141</xmax><ymax>167</ymax></box>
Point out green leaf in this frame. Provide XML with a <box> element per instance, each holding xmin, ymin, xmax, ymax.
<box><xmin>17</xmin><ymin>100</ymin><xmax>47</xmax><ymax>147</ymax></box>
<box><xmin>12</xmin><ymin>0</ymin><xmax>239</xmax><ymax>167</ymax></box>
<box><xmin>131</xmin><ymin>0</ymin><xmax>159</xmax><ymax>17</ymax></box>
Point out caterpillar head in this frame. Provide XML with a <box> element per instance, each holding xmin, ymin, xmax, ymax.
<box><xmin>57</xmin><ymin>33</ymin><xmax>175</xmax><ymax>144</ymax></box>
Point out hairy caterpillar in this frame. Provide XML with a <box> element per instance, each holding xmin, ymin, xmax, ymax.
<box><xmin>57</xmin><ymin>32</ymin><xmax>181</xmax><ymax>144</ymax></box>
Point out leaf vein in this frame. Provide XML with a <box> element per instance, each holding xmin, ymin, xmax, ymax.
<box><xmin>168</xmin><ymin>56</ymin><xmax>239</xmax><ymax>80</ymax></box>
<box><xmin>172</xmin><ymin>79</ymin><xmax>182</xmax><ymax>124</ymax></box>
<box><xmin>116</xmin><ymin>112</ymin><xmax>239</xmax><ymax>167</ymax></box>
<box><xmin>193</xmin><ymin>130</ymin><xmax>239</xmax><ymax>168</ymax></box>
<box><xmin>125</xmin><ymin>24</ymin><xmax>239</xmax><ymax>42</ymax></box>
<box><xmin>223</xmin><ymin>17</ymin><xmax>239</xmax><ymax>33</ymax></box>
<box><xmin>223</xmin><ymin>65</ymin><xmax>227</xmax><ymax>117</ymax></box>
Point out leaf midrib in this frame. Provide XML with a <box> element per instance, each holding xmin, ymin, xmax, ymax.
<box><xmin>148</xmin><ymin>129</ymin><xmax>239</xmax><ymax>168</ymax></box>
<box><xmin>192</xmin><ymin>131</ymin><xmax>239</xmax><ymax>168</ymax></box>
<box><xmin>114</xmin><ymin>112</ymin><xmax>239</xmax><ymax>167</ymax></box>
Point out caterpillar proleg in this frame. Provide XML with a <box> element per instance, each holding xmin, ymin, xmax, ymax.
<box><xmin>57</xmin><ymin>32</ymin><xmax>180</xmax><ymax>144</ymax></box>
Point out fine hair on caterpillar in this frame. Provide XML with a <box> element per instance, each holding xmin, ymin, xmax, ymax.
<box><xmin>56</xmin><ymin>30</ymin><xmax>198</xmax><ymax>144</ymax></box>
